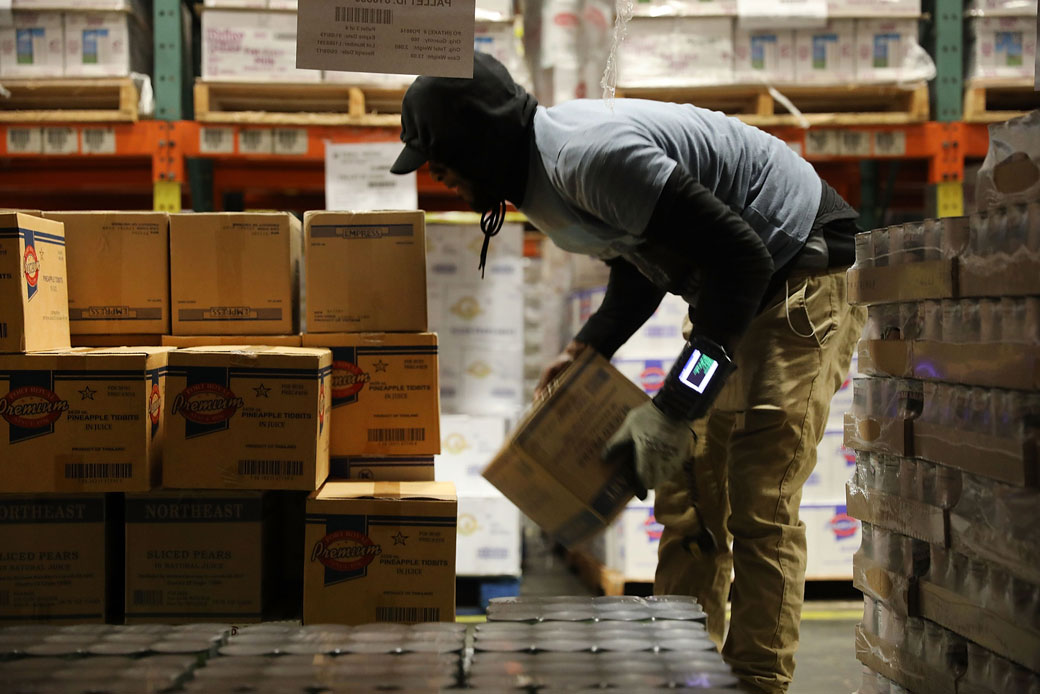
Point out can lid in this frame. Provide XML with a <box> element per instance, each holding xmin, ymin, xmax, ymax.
<box><xmin>594</xmin><ymin>638</ymin><xmax>652</xmax><ymax>652</ymax></box>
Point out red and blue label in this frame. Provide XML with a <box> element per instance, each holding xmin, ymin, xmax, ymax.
<box><xmin>638</xmin><ymin>361</ymin><xmax>668</xmax><ymax>396</ymax></box>
<box><xmin>643</xmin><ymin>509</ymin><xmax>663</xmax><ymax>542</ymax></box>
<box><xmin>828</xmin><ymin>506</ymin><xmax>859</xmax><ymax>540</ymax></box>
<box><xmin>0</xmin><ymin>371</ymin><xmax>69</xmax><ymax>444</ymax></box>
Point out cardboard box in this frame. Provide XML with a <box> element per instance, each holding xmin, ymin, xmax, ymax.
<box><xmin>600</xmin><ymin>493</ymin><xmax>660</xmax><ymax>582</ymax></box>
<box><xmin>125</xmin><ymin>491</ymin><xmax>265</xmax><ymax>624</ymax></box>
<box><xmin>846</xmin><ymin>482</ymin><xmax>947</xmax><ymax>546</ymax></box>
<box><xmin>483</xmin><ymin>350</ymin><xmax>647</xmax><ymax>547</ymax></box>
<box><xmin>843</xmin><ymin>411</ymin><xmax>914</xmax><ymax>457</ymax></box>
<box><xmin>63</xmin><ymin>10</ymin><xmax>151</xmax><ymax>77</ymax></box>
<box><xmin>475</xmin><ymin>20</ymin><xmax>526</xmax><ymax>83</ymax></box>
<box><xmin>0</xmin><ymin>12</ymin><xmax>64</xmax><ymax>78</ymax></box>
<box><xmin>71</xmin><ymin>334</ymin><xmax>163</xmax><ymax>347</ymax></box>
<box><xmin>456</xmin><ymin>495</ymin><xmax>521</xmax><ymax>577</ymax></box>
<box><xmin>795</xmin><ymin>20</ymin><xmax>856</xmax><ymax>85</ymax></box>
<box><xmin>301</xmin><ymin>333</ymin><xmax>439</xmax><ymax>458</ymax></box>
<box><xmin>969</xmin><ymin>0</ymin><xmax>1037</xmax><ymax>16</ymax></box>
<box><xmin>44</xmin><ymin>212</ymin><xmax>169</xmax><ymax>336</ymax></box>
<box><xmin>853</xmin><ymin>551</ymin><xmax>918</xmax><ymax>617</ymax></box>
<box><xmin>161</xmin><ymin>334</ymin><xmax>302</xmax><ymax>348</ymax></box>
<box><xmin>201</xmin><ymin>8</ymin><xmax>322</xmax><ymax>82</ymax></box>
<box><xmin>631</xmin><ymin>0</ymin><xmax>738</xmax><ymax>16</ymax></box>
<box><xmin>914</xmin><ymin>419</ymin><xmax>1034</xmax><ymax>487</ymax></box>
<box><xmin>0</xmin><ymin>494</ymin><xmax>110</xmax><ymax>624</ymax></box>
<box><xmin>304</xmin><ymin>211</ymin><xmax>427</xmax><ymax>333</ymax></box>
<box><xmin>169</xmin><ymin>212</ymin><xmax>301</xmax><ymax>336</ymax></box>
<box><xmin>855</xmin><ymin>19</ymin><xmax>920</xmax><ymax>83</ymax></box>
<box><xmin>969</xmin><ymin>17</ymin><xmax>1037</xmax><ymax>81</ymax></box>
<box><xmin>330</xmin><ymin>456</ymin><xmax>435</xmax><ymax>481</ymax></box>
<box><xmin>0</xmin><ymin>347</ymin><xmax>170</xmax><ymax>493</ymax></box>
<box><xmin>438</xmin><ymin>338</ymin><xmax>524</xmax><ymax>417</ymax></box>
<box><xmin>734</xmin><ymin>28</ymin><xmax>796</xmax><ymax>84</ymax></box>
<box><xmin>163</xmin><ymin>346</ymin><xmax>331</xmax><ymax>491</ymax></box>
<box><xmin>828</xmin><ymin>0</ymin><xmax>920</xmax><ymax>16</ymax></box>
<box><xmin>860</xmin><ymin>337</ymin><xmax>1040</xmax><ymax>391</ymax></box>
<box><xmin>618</xmin><ymin>17</ymin><xmax>735</xmax><ymax>88</ymax></box>
<box><xmin>303</xmin><ymin>481</ymin><xmax>457</xmax><ymax>625</ymax></box>
<box><xmin>0</xmin><ymin>212</ymin><xmax>70</xmax><ymax>353</ymax></box>
<box><xmin>804</xmin><ymin>429</ymin><xmax>857</xmax><ymax>504</ymax></box>
<box><xmin>435</xmin><ymin>414</ymin><xmax>508</xmax><ymax>497</ymax></box>
<box><xmin>803</xmin><ymin>503</ymin><xmax>860</xmax><ymax>580</ymax></box>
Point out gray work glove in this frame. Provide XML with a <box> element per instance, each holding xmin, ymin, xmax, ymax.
<box><xmin>603</xmin><ymin>401</ymin><xmax>693</xmax><ymax>500</ymax></box>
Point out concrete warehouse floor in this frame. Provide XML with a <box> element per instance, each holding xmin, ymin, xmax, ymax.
<box><xmin>518</xmin><ymin>527</ymin><xmax>863</xmax><ymax>694</ymax></box>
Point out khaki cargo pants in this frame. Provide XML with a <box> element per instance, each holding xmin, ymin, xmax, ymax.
<box><xmin>654</xmin><ymin>268</ymin><xmax>866</xmax><ymax>694</ymax></box>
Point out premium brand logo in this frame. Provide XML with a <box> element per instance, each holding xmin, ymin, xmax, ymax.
<box><xmin>0</xmin><ymin>386</ymin><xmax>69</xmax><ymax>429</ymax></box>
<box><xmin>311</xmin><ymin>530</ymin><xmax>382</xmax><ymax>573</ymax></box>
<box><xmin>23</xmin><ymin>245</ymin><xmax>39</xmax><ymax>289</ymax></box>
<box><xmin>148</xmin><ymin>384</ymin><xmax>162</xmax><ymax>426</ymax></box>
<box><xmin>331</xmin><ymin>361</ymin><xmax>369</xmax><ymax>400</ymax></box>
<box><xmin>171</xmin><ymin>383</ymin><xmax>244</xmax><ymax>425</ymax></box>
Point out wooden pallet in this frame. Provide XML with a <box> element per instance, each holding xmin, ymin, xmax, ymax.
<box><xmin>567</xmin><ymin>549</ymin><xmax>652</xmax><ymax>597</ymax></box>
<box><xmin>0</xmin><ymin>78</ymin><xmax>138</xmax><ymax>122</ymax></box>
<box><xmin>616</xmin><ymin>82</ymin><xmax>930</xmax><ymax>126</ymax></box>
<box><xmin>963</xmin><ymin>78</ymin><xmax>1040</xmax><ymax>123</ymax></box>
<box><xmin>194</xmin><ymin>81</ymin><xmax>404</xmax><ymax>126</ymax></box>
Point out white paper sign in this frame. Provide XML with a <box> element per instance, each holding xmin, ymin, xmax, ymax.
<box><xmin>296</xmin><ymin>0</ymin><xmax>476</xmax><ymax>78</ymax></box>
<box><xmin>325</xmin><ymin>141</ymin><xmax>418</xmax><ymax>211</ymax></box>
<box><xmin>737</xmin><ymin>0</ymin><xmax>827</xmax><ymax>30</ymax></box>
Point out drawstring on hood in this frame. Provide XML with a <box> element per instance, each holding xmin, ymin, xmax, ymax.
<box><xmin>390</xmin><ymin>53</ymin><xmax>537</xmax><ymax>277</ymax></box>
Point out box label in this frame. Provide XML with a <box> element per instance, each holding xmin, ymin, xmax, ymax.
<box><xmin>296</xmin><ymin>0</ymin><xmax>476</xmax><ymax>78</ymax></box>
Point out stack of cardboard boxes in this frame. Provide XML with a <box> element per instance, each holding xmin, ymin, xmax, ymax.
<box><xmin>967</xmin><ymin>0</ymin><xmax>1038</xmax><ymax>82</ymax></box>
<box><xmin>0</xmin><ymin>1</ymin><xmax>151</xmax><ymax>79</ymax></box>
<box><xmin>301</xmin><ymin>210</ymin><xmax>456</xmax><ymax>624</ymax></box>
<box><xmin>844</xmin><ymin>135</ymin><xmax>1040</xmax><ymax>691</ymax></box>
<box><xmin>427</xmin><ymin>213</ymin><xmax>525</xmax><ymax>582</ymax></box>
<box><xmin>0</xmin><ymin>208</ymin><xmax>457</xmax><ymax>626</ymax></box>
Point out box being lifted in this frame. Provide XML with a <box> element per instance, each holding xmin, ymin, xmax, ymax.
<box><xmin>483</xmin><ymin>350</ymin><xmax>648</xmax><ymax>548</ymax></box>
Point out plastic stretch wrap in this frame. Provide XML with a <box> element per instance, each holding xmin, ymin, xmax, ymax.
<box><xmin>852</xmin><ymin>217</ymin><xmax>969</xmax><ymax>269</ymax></box>
<box><xmin>859</xmin><ymin>522</ymin><xmax>929</xmax><ymax>577</ymax></box>
<box><xmin>918</xmin><ymin>381</ymin><xmax>1040</xmax><ymax>441</ymax></box>
<box><xmin>862</xmin><ymin>597</ymin><xmax>968</xmax><ymax>674</ymax></box>
<box><xmin>856</xmin><ymin>667</ymin><xmax>914</xmax><ymax>694</ymax></box>
<box><xmin>962</xmin><ymin>641</ymin><xmax>1040</xmax><ymax>694</ymax></box>
<box><xmin>846</xmin><ymin>377</ymin><xmax>919</xmax><ymax>456</ymax></box>
<box><xmin>976</xmin><ymin>111</ymin><xmax>1040</xmax><ymax>212</ymax></box>
<box><xmin>951</xmin><ymin>472</ymin><xmax>1040</xmax><ymax>585</ymax></box>
<box><xmin>854</xmin><ymin>451</ymin><xmax>961</xmax><ymax>509</ymax></box>
<box><xmin>927</xmin><ymin>543</ymin><xmax>1040</xmax><ymax>633</ymax></box>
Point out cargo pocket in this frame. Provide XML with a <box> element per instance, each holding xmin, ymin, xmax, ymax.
<box><xmin>785</xmin><ymin>275</ymin><xmax>838</xmax><ymax>348</ymax></box>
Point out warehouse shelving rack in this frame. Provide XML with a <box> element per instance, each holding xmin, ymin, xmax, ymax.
<box><xmin>0</xmin><ymin>0</ymin><xmax>1030</xmax><ymax>216</ymax></box>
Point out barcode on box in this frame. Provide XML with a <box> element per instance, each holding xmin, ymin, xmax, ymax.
<box><xmin>65</xmin><ymin>463</ymin><xmax>132</xmax><ymax>480</ymax></box>
<box><xmin>375</xmin><ymin>606</ymin><xmax>440</xmax><ymax>623</ymax></box>
<box><xmin>133</xmin><ymin>590</ymin><xmax>163</xmax><ymax>606</ymax></box>
<box><xmin>82</xmin><ymin>127</ymin><xmax>116</xmax><ymax>155</ymax></box>
<box><xmin>335</xmin><ymin>6</ymin><xmax>393</xmax><ymax>24</ymax></box>
<box><xmin>238</xmin><ymin>460</ymin><xmax>304</xmax><ymax>477</ymax></box>
<box><xmin>367</xmin><ymin>428</ymin><xmax>425</xmax><ymax>443</ymax></box>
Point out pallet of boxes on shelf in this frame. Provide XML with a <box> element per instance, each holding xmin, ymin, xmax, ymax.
<box><xmin>845</xmin><ymin>118</ymin><xmax>1040</xmax><ymax>693</ymax></box>
<box><xmin>963</xmin><ymin>0</ymin><xmax>1039</xmax><ymax>122</ymax></box>
<box><xmin>603</xmin><ymin>0</ymin><xmax>931</xmax><ymax>125</ymax></box>
<box><xmin>0</xmin><ymin>0</ymin><xmax>151</xmax><ymax>122</ymax></box>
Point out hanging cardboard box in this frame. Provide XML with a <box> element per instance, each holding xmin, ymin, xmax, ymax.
<box><xmin>0</xmin><ymin>347</ymin><xmax>170</xmax><ymax>493</ymax></box>
<box><xmin>169</xmin><ymin>212</ymin><xmax>301</xmax><ymax>336</ymax></box>
<box><xmin>45</xmin><ymin>212</ymin><xmax>169</xmax><ymax>336</ymax></box>
<box><xmin>0</xmin><ymin>212</ymin><xmax>70</xmax><ymax>353</ymax></box>
<box><xmin>162</xmin><ymin>346</ymin><xmax>331</xmax><ymax>491</ymax></box>
<box><xmin>0</xmin><ymin>494</ymin><xmax>111</xmax><ymax>624</ymax></box>
<box><xmin>304</xmin><ymin>210</ymin><xmax>427</xmax><ymax>333</ymax></box>
<box><xmin>301</xmin><ymin>332</ymin><xmax>439</xmax><ymax>457</ymax></box>
<box><xmin>303</xmin><ymin>481</ymin><xmax>457</xmax><ymax>625</ymax></box>
<box><xmin>482</xmin><ymin>350</ymin><xmax>647</xmax><ymax>547</ymax></box>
